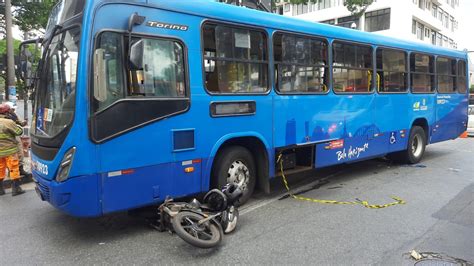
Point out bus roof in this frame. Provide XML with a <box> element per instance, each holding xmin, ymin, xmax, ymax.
<box><xmin>144</xmin><ymin>0</ymin><xmax>466</xmax><ymax>59</ymax></box>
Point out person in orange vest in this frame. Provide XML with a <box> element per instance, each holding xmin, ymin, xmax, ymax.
<box><xmin>4</xmin><ymin>102</ymin><xmax>31</xmax><ymax>179</ymax></box>
<box><xmin>0</xmin><ymin>104</ymin><xmax>25</xmax><ymax>196</ymax></box>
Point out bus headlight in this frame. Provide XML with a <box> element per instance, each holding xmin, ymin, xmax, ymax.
<box><xmin>56</xmin><ymin>147</ymin><xmax>76</xmax><ymax>183</ymax></box>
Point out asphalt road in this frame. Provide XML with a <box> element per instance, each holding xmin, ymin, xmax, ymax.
<box><xmin>1</xmin><ymin>139</ymin><xmax>473</xmax><ymax>265</ymax></box>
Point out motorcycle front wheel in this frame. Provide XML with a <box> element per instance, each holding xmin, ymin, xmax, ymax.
<box><xmin>172</xmin><ymin>211</ymin><xmax>222</xmax><ymax>249</ymax></box>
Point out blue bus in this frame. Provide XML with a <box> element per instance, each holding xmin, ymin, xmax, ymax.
<box><xmin>29</xmin><ymin>0</ymin><xmax>469</xmax><ymax>217</ymax></box>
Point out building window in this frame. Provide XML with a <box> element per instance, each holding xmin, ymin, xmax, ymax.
<box><xmin>457</xmin><ymin>60</ymin><xmax>467</xmax><ymax>94</ymax></box>
<box><xmin>424</xmin><ymin>28</ymin><xmax>430</xmax><ymax>38</ymax></box>
<box><xmin>443</xmin><ymin>36</ymin><xmax>448</xmax><ymax>47</ymax></box>
<box><xmin>202</xmin><ymin>24</ymin><xmax>269</xmax><ymax>94</ymax></box>
<box><xmin>337</xmin><ymin>15</ymin><xmax>360</xmax><ymax>29</ymax></box>
<box><xmin>450</xmin><ymin>16</ymin><xmax>455</xmax><ymax>32</ymax></box>
<box><xmin>273</xmin><ymin>33</ymin><xmax>329</xmax><ymax>94</ymax></box>
<box><xmin>316</xmin><ymin>0</ymin><xmax>334</xmax><ymax>10</ymax></box>
<box><xmin>376</xmin><ymin>49</ymin><xmax>408</xmax><ymax>93</ymax></box>
<box><xmin>320</xmin><ymin>19</ymin><xmax>336</xmax><ymax>25</ymax></box>
<box><xmin>297</xmin><ymin>4</ymin><xmax>303</xmax><ymax>15</ymax></box>
<box><xmin>284</xmin><ymin>3</ymin><xmax>290</xmax><ymax>12</ymax></box>
<box><xmin>444</xmin><ymin>13</ymin><xmax>449</xmax><ymax>28</ymax></box>
<box><xmin>416</xmin><ymin>21</ymin><xmax>424</xmax><ymax>40</ymax></box>
<box><xmin>419</xmin><ymin>0</ymin><xmax>424</xmax><ymax>9</ymax></box>
<box><xmin>437</xmin><ymin>57</ymin><xmax>456</xmax><ymax>93</ymax></box>
<box><xmin>410</xmin><ymin>53</ymin><xmax>435</xmax><ymax>93</ymax></box>
<box><xmin>436</xmin><ymin>33</ymin><xmax>442</xmax><ymax>46</ymax></box>
<box><xmin>332</xmin><ymin>41</ymin><xmax>373</xmax><ymax>93</ymax></box>
<box><xmin>365</xmin><ymin>8</ymin><xmax>390</xmax><ymax>32</ymax></box>
<box><xmin>432</xmin><ymin>4</ymin><xmax>437</xmax><ymax>18</ymax></box>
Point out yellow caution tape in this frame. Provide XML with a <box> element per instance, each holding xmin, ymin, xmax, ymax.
<box><xmin>277</xmin><ymin>154</ymin><xmax>406</xmax><ymax>209</ymax></box>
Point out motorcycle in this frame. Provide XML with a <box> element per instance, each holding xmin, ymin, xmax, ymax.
<box><xmin>153</xmin><ymin>184</ymin><xmax>243</xmax><ymax>249</ymax></box>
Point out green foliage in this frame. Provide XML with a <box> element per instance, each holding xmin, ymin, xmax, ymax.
<box><xmin>0</xmin><ymin>39</ymin><xmax>22</xmax><ymax>56</ymax></box>
<box><xmin>343</xmin><ymin>0</ymin><xmax>374</xmax><ymax>17</ymax></box>
<box><xmin>0</xmin><ymin>0</ymin><xmax>59</xmax><ymax>32</ymax></box>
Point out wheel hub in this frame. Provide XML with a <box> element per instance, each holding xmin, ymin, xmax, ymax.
<box><xmin>412</xmin><ymin>134</ymin><xmax>423</xmax><ymax>158</ymax></box>
<box><xmin>227</xmin><ymin>160</ymin><xmax>250</xmax><ymax>191</ymax></box>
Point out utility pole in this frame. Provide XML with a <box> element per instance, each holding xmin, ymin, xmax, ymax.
<box><xmin>4</xmin><ymin>0</ymin><xmax>16</xmax><ymax>104</ymax></box>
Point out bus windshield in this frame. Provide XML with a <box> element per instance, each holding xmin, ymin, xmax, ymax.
<box><xmin>33</xmin><ymin>27</ymin><xmax>80</xmax><ymax>138</ymax></box>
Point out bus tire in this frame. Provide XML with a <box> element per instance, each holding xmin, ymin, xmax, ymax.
<box><xmin>212</xmin><ymin>146</ymin><xmax>256</xmax><ymax>206</ymax></box>
<box><xmin>389</xmin><ymin>126</ymin><xmax>426</xmax><ymax>164</ymax></box>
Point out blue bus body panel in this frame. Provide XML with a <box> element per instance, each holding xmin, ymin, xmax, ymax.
<box><xmin>34</xmin><ymin>172</ymin><xmax>101</xmax><ymax>217</ymax></box>
<box><xmin>31</xmin><ymin>0</ymin><xmax>468</xmax><ymax>217</ymax></box>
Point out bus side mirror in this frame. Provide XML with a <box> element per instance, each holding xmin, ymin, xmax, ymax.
<box><xmin>129</xmin><ymin>40</ymin><xmax>144</xmax><ymax>70</ymax></box>
<box><xmin>93</xmin><ymin>48</ymin><xmax>107</xmax><ymax>102</ymax></box>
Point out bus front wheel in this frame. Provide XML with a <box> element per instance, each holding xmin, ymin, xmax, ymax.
<box><xmin>389</xmin><ymin>126</ymin><xmax>426</xmax><ymax>164</ymax></box>
<box><xmin>212</xmin><ymin>146</ymin><xmax>256</xmax><ymax>206</ymax></box>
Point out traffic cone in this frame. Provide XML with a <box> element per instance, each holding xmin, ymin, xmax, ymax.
<box><xmin>460</xmin><ymin>131</ymin><xmax>468</xmax><ymax>138</ymax></box>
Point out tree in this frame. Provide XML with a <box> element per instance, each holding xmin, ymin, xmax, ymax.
<box><xmin>343</xmin><ymin>0</ymin><xmax>374</xmax><ymax>18</ymax></box>
<box><xmin>0</xmin><ymin>0</ymin><xmax>59</xmax><ymax>33</ymax></box>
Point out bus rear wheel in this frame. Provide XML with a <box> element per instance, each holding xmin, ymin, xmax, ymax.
<box><xmin>389</xmin><ymin>126</ymin><xmax>426</xmax><ymax>164</ymax></box>
<box><xmin>212</xmin><ymin>146</ymin><xmax>256</xmax><ymax>206</ymax></box>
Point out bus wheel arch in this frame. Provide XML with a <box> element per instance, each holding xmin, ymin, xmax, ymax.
<box><xmin>210</xmin><ymin>136</ymin><xmax>270</xmax><ymax>205</ymax></box>
<box><xmin>389</xmin><ymin>119</ymin><xmax>428</xmax><ymax>164</ymax></box>
<box><xmin>411</xmin><ymin>118</ymin><xmax>429</xmax><ymax>144</ymax></box>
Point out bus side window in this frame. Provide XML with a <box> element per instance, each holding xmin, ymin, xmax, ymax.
<box><xmin>436</xmin><ymin>57</ymin><xmax>457</xmax><ymax>93</ymax></box>
<box><xmin>202</xmin><ymin>23</ymin><xmax>269</xmax><ymax>94</ymax></box>
<box><xmin>457</xmin><ymin>60</ymin><xmax>467</xmax><ymax>94</ymax></box>
<box><xmin>94</xmin><ymin>32</ymin><xmax>125</xmax><ymax>112</ymax></box>
<box><xmin>410</xmin><ymin>53</ymin><xmax>435</xmax><ymax>93</ymax></box>
<box><xmin>128</xmin><ymin>38</ymin><xmax>186</xmax><ymax>98</ymax></box>
<box><xmin>273</xmin><ymin>32</ymin><xmax>328</xmax><ymax>94</ymax></box>
<box><xmin>332</xmin><ymin>41</ymin><xmax>373</xmax><ymax>93</ymax></box>
<box><xmin>93</xmin><ymin>32</ymin><xmax>187</xmax><ymax>113</ymax></box>
<box><xmin>376</xmin><ymin>49</ymin><xmax>408</xmax><ymax>93</ymax></box>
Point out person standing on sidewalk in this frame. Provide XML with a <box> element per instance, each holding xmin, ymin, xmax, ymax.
<box><xmin>0</xmin><ymin>104</ymin><xmax>25</xmax><ymax>196</ymax></box>
<box><xmin>4</xmin><ymin>102</ymin><xmax>31</xmax><ymax>180</ymax></box>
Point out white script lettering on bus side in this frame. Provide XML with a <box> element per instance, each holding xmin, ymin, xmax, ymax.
<box><xmin>336</xmin><ymin>143</ymin><xmax>369</xmax><ymax>161</ymax></box>
<box><xmin>32</xmin><ymin>160</ymin><xmax>49</xmax><ymax>175</ymax></box>
<box><xmin>146</xmin><ymin>21</ymin><xmax>189</xmax><ymax>31</ymax></box>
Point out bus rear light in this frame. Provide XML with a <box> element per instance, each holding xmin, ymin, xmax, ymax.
<box><xmin>56</xmin><ymin>147</ymin><xmax>76</xmax><ymax>183</ymax></box>
<box><xmin>184</xmin><ymin>167</ymin><xmax>195</xmax><ymax>173</ymax></box>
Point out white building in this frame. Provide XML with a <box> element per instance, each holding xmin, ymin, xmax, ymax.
<box><xmin>277</xmin><ymin>0</ymin><xmax>460</xmax><ymax>50</ymax></box>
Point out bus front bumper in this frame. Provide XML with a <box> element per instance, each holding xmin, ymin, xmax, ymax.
<box><xmin>34</xmin><ymin>173</ymin><xmax>102</xmax><ymax>217</ymax></box>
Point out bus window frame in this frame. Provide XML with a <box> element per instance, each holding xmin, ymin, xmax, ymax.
<box><xmin>331</xmin><ymin>39</ymin><xmax>375</xmax><ymax>95</ymax></box>
<box><xmin>89</xmin><ymin>29</ymin><xmax>191</xmax><ymax>143</ymax></box>
<box><xmin>90</xmin><ymin>29</ymin><xmax>191</xmax><ymax>114</ymax></box>
<box><xmin>374</xmin><ymin>46</ymin><xmax>409</xmax><ymax>95</ymax></box>
<box><xmin>200</xmin><ymin>20</ymin><xmax>271</xmax><ymax>96</ymax></box>
<box><xmin>409</xmin><ymin>51</ymin><xmax>436</xmax><ymax>94</ymax></box>
<box><xmin>32</xmin><ymin>23</ymin><xmax>82</xmax><ymax>143</ymax></box>
<box><xmin>435</xmin><ymin>55</ymin><xmax>457</xmax><ymax>94</ymax></box>
<box><xmin>272</xmin><ymin>30</ymin><xmax>330</xmax><ymax>96</ymax></box>
<box><xmin>456</xmin><ymin>59</ymin><xmax>468</xmax><ymax>94</ymax></box>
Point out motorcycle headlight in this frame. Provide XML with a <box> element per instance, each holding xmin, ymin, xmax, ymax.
<box><xmin>56</xmin><ymin>147</ymin><xmax>76</xmax><ymax>183</ymax></box>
